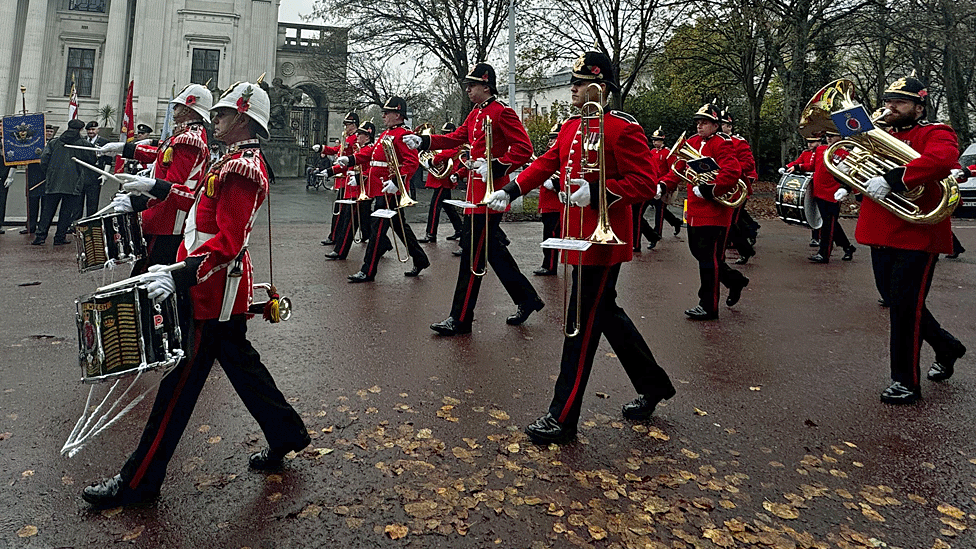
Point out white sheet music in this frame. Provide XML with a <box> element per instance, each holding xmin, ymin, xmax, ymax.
<box><xmin>541</xmin><ymin>238</ymin><xmax>593</xmax><ymax>251</ymax></box>
<box><xmin>334</xmin><ymin>199</ymin><xmax>357</xmax><ymax>205</ymax></box>
<box><xmin>371</xmin><ymin>209</ymin><xmax>398</xmax><ymax>218</ymax></box>
<box><xmin>443</xmin><ymin>199</ymin><xmax>477</xmax><ymax>209</ymax></box>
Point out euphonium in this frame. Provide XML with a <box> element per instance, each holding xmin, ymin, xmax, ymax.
<box><xmin>667</xmin><ymin>132</ymin><xmax>748</xmax><ymax>209</ymax></box>
<box><xmin>798</xmin><ymin>79</ymin><xmax>959</xmax><ymax>224</ymax></box>
<box><xmin>417</xmin><ymin>124</ymin><xmax>455</xmax><ymax>179</ymax></box>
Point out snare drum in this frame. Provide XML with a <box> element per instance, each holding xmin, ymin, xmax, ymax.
<box><xmin>75</xmin><ymin>282</ymin><xmax>183</xmax><ymax>383</ymax></box>
<box><xmin>775</xmin><ymin>173</ymin><xmax>822</xmax><ymax>229</ymax></box>
<box><xmin>73</xmin><ymin>211</ymin><xmax>147</xmax><ymax>272</ymax></box>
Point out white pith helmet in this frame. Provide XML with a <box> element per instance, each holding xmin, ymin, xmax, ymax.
<box><xmin>171</xmin><ymin>84</ymin><xmax>213</xmax><ymax>120</ymax></box>
<box><xmin>212</xmin><ymin>80</ymin><xmax>270</xmax><ymax>139</ymax></box>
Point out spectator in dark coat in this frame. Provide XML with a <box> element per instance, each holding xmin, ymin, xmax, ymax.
<box><xmin>32</xmin><ymin>119</ymin><xmax>95</xmax><ymax>245</ymax></box>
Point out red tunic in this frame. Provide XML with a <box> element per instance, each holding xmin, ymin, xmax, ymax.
<box><xmin>428</xmin><ymin>97</ymin><xmax>533</xmax><ymax>214</ymax></box>
<box><xmin>515</xmin><ymin>112</ymin><xmax>657</xmax><ymax>265</ymax></box>
<box><xmin>127</xmin><ymin>123</ymin><xmax>208</xmax><ymax>235</ymax></box>
<box><xmin>351</xmin><ymin>125</ymin><xmax>418</xmax><ymax>199</ymax></box>
<box><xmin>730</xmin><ymin>135</ymin><xmax>757</xmax><ymax>194</ymax></box>
<box><xmin>787</xmin><ymin>149</ymin><xmax>815</xmax><ymax>173</ymax></box>
<box><xmin>424</xmin><ymin>147</ymin><xmax>461</xmax><ymax>189</ymax></box>
<box><xmin>854</xmin><ymin>122</ymin><xmax>957</xmax><ymax>254</ymax></box>
<box><xmin>660</xmin><ymin>132</ymin><xmax>741</xmax><ymax>227</ymax></box>
<box><xmin>322</xmin><ymin>134</ymin><xmax>357</xmax><ymax>191</ymax></box>
<box><xmin>648</xmin><ymin>146</ymin><xmax>672</xmax><ymax>183</ymax></box>
<box><xmin>159</xmin><ymin>140</ymin><xmax>268</xmax><ymax>320</ymax></box>
<box><xmin>810</xmin><ymin>145</ymin><xmax>848</xmax><ymax>201</ymax></box>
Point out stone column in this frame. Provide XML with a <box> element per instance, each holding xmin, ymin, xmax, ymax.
<box><xmin>17</xmin><ymin>0</ymin><xmax>50</xmax><ymax>113</ymax></box>
<box><xmin>131</xmin><ymin>0</ymin><xmax>165</xmax><ymax>129</ymax></box>
<box><xmin>0</xmin><ymin>0</ymin><xmax>21</xmax><ymax>115</ymax></box>
<box><xmin>97</xmin><ymin>0</ymin><xmax>129</xmax><ymax>128</ymax></box>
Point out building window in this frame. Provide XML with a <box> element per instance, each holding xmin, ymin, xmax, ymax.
<box><xmin>64</xmin><ymin>48</ymin><xmax>96</xmax><ymax>97</ymax></box>
<box><xmin>68</xmin><ymin>0</ymin><xmax>106</xmax><ymax>13</ymax></box>
<box><xmin>191</xmin><ymin>49</ymin><xmax>220</xmax><ymax>86</ymax></box>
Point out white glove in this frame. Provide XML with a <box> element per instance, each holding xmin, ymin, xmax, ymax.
<box><xmin>421</xmin><ymin>157</ymin><xmax>433</xmax><ymax>171</ymax></box>
<box><xmin>558</xmin><ymin>190</ymin><xmax>568</xmax><ymax>204</ymax></box>
<box><xmin>778</xmin><ymin>167</ymin><xmax>786</xmax><ymax>175</ymax></box>
<box><xmin>693</xmin><ymin>186</ymin><xmax>704</xmax><ymax>199</ymax></box>
<box><xmin>110</xmin><ymin>192</ymin><xmax>133</xmax><ymax>212</ymax></box>
<box><xmin>543</xmin><ymin>180</ymin><xmax>555</xmax><ymax>191</ymax></box>
<box><xmin>135</xmin><ymin>138</ymin><xmax>153</xmax><ymax>146</ymax></box>
<box><xmin>143</xmin><ymin>270</ymin><xmax>176</xmax><ymax>302</ymax></box>
<box><xmin>382</xmin><ymin>179</ymin><xmax>398</xmax><ymax>194</ymax></box>
<box><xmin>654</xmin><ymin>182</ymin><xmax>666</xmax><ymax>200</ymax></box>
<box><xmin>486</xmin><ymin>190</ymin><xmax>510</xmax><ymax>211</ymax></box>
<box><xmin>569</xmin><ymin>179</ymin><xmax>590</xmax><ymax>207</ymax></box>
<box><xmin>312</xmin><ymin>144</ymin><xmax>322</xmax><ymax>153</ymax></box>
<box><xmin>865</xmin><ymin>176</ymin><xmax>891</xmax><ymax>201</ymax></box>
<box><xmin>118</xmin><ymin>173</ymin><xmax>157</xmax><ymax>196</ymax></box>
<box><xmin>450</xmin><ymin>174</ymin><xmax>459</xmax><ymax>185</ymax></box>
<box><xmin>402</xmin><ymin>134</ymin><xmax>423</xmax><ymax>150</ymax></box>
<box><xmin>137</xmin><ymin>168</ymin><xmax>152</xmax><ymax>178</ymax></box>
<box><xmin>3</xmin><ymin>170</ymin><xmax>13</xmax><ymax>188</ymax></box>
<box><xmin>347</xmin><ymin>174</ymin><xmax>358</xmax><ymax>187</ymax></box>
<box><xmin>472</xmin><ymin>158</ymin><xmax>488</xmax><ymax>180</ymax></box>
<box><xmin>950</xmin><ymin>168</ymin><xmax>966</xmax><ymax>182</ymax></box>
<box><xmin>97</xmin><ymin>142</ymin><xmax>125</xmax><ymax>157</ymax></box>
<box><xmin>833</xmin><ymin>188</ymin><xmax>849</xmax><ymax>201</ymax></box>
<box><xmin>336</xmin><ymin>156</ymin><xmax>350</xmax><ymax>168</ymax></box>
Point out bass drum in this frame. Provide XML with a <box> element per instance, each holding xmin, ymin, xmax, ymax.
<box><xmin>775</xmin><ymin>173</ymin><xmax>822</xmax><ymax>229</ymax></box>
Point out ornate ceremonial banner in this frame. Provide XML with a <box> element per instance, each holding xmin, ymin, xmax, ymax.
<box><xmin>2</xmin><ymin>113</ymin><xmax>46</xmax><ymax>166</ymax></box>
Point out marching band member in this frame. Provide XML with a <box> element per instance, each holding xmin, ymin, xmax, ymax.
<box><xmin>82</xmin><ymin>80</ymin><xmax>310</xmax><ymax>509</ymax></box>
<box><xmin>661</xmin><ymin>102</ymin><xmax>749</xmax><ymax>321</ymax></box>
<box><xmin>486</xmin><ymin>50</ymin><xmax>674</xmax><ymax>444</ymax></box>
<box><xmin>786</xmin><ymin>136</ymin><xmax>823</xmax><ymax>247</ymax></box>
<box><xmin>341</xmin><ymin>97</ymin><xmax>429</xmax><ymax>282</ymax></box>
<box><xmin>856</xmin><ymin>75</ymin><xmax>965</xmax><ymax>404</ymax></box>
<box><xmin>535</xmin><ymin>122</ymin><xmax>562</xmax><ymax>276</ymax></box>
<box><xmin>404</xmin><ymin>63</ymin><xmax>541</xmax><ymax>335</ymax></box>
<box><xmin>418</xmin><ymin>122</ymin><xmax>464</xmax><ymax>243</ymax></box>
<box><xmin>648</xmin><ymin>127</ymin><xmax>683</xmax><ymax>238</ymax></box>
<box><xmin>323</xmin><ymin>121</ymin><xmax>376</xmax><ymax>260</ymax></box>
<box><xmin>102</xmin><ymin>84</ymin><xmax>212</xmax><ymax>273</ymax></box>
<box><xmin>807</xmin><ymin>131</ymin><xmax>856</xmax><ymax>263</ymax></box>
<box><xmin>316</xmin><ymin>112</ymin><xmax>359</xmax><ymax>246</ymax></box>
<box><xmin>720</xmin><ymin>110</ymin><xmax>757</xmax><ymax>264</ymax></box>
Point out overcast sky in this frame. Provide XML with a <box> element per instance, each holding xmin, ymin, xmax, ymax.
<box><xmin>279</xmin><ymin>0</ymin><xmax>323</xmax><ymax>24</ymax></box>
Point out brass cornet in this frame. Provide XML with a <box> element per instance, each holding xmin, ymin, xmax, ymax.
<box><xmin>667</xmin><ymin>132</ymin><xmax>748</xmax><ymax>209</ymax></box>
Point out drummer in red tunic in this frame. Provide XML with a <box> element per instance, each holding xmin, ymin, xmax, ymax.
<box><xmin>854</xmin><ymin>75</ymin><xmax>966</xmax><ymax>404</ymax></box>
<box><xmin>82</xmin><ymin>80</ymin><xmax>310</xmax><ymax>509</ymax></box>
<box><xmin>485</xmin><ymin>50</ymin><xmax>675</xmax><ymax>444</ymax></box>
<box><xmin>807</xmin><ymin>131</ymin><xmax>856</xmax><ymax>263</ymax></box>
<box><xmin>102</xmin><ymin>84</ymin><xmax>212</xmax><ymax>273</ymax></box>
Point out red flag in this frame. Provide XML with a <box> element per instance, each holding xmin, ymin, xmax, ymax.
<box><xmin>115</xmin><ymin>80</ymin><xmax>135</xmax><ymax>173</ymax></box>
<box><xmin>67</xmin><ymin>76</ymin><xmax>79</xmax><ymax>120</ymax></box>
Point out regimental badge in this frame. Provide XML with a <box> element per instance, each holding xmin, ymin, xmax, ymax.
<box><xmin>205</xmin><ymin>173</ymin><xmax>217</xmax><ymax>198</ymax></box>
<box><xmin>162</xmin><ymin>146</ymin><xmax>174</xmax><ymax>164</ymax></box>
<box><xmin>573</xmin><ymin>54</ymin><xmax>586</xmax><ymax>72</ymax></box>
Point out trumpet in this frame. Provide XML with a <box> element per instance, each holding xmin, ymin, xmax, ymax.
<box><xmin>667</xmin><ymin>132</ymin><xmax>748</xmax><ymax>209</ymax></box>
<box><xmin>798</xmin><ymin>79</ymin><xmax>959</xmax><ymax>224</ymax></box>
<box><xmin>561</xmin><ymin>83</ymin><xmax>625</xmax><ymax>338</ymax></box>
<box><xmin>380</xmin><ymin>135</ymin><xmax>417</xmax><ymax>263</ymax></box>
<box><xmin>470</xmin><ymin>116</ymin><xmax>494</xmax><ymax>277</ymax></box>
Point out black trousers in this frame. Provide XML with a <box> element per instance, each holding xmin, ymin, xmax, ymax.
<box><xmin>450</xmin><ymin>213</ymin><xmax>538</xmax><ymax>325</ymax></box>
<box><xmin>37</xmin><ymin>193</ymin><xmax>82</xmax><ymax>241</ymax></box>
<box><xmin>359</xmin><ymin>195</ymin><xmax>428</xmax><ymax>276</ymax></box>
<box><xmin>424</xmin><ymin>187</ymin><xmax>462</xmax><ymax>237</ymax></box>
<box><xmin>119</xmin><ymin>313</ymin><xmax>307</xmax><ymax>494</ymax></box>
<box><xmin>688</xmin><ymin>225</ymin><xmax>747</xmax><ymax>314</ymax></box>
<box><xmin>27</xmin><ymin>194</ymin><xmax>42</xmax><ymax>233</ymax></box>
<box><xmin>650</xmin><ymin>198</ymin><xmax>681</xmax><ymax>235</ymax></box>
<box><xmin>332</xmin><ymin>202</ymin><xmax>356</xmax><ymax>258</ymax></box>
<box><xmin>540</xmin><ymin>211</ymin><xmax>561</xmax><ymax>271</ymax></box>
<box><xmin>327</xmin><ymin>189</ymin><xmax>341</xmax><ymax>240</ymax></box>
<box><xmin>814</xmin><ymin>198</ymin><xmax>851</xmax><ymax>259</ymax></box>
<box><xmin>870</xmin><ymin>247</ymin><xmax>959</xmax><ymax>389</ymax></box>
<box><xmin>0</xmin><ymin>182</ymin><xmax>7</xmax><ymax>228</ymax></box>
<box><xmin>951</xmin><ymin>232</ymin><xmax>965</xmax><ymax>255</ymax></box>
<box><xmin>726</xmin><ymin>202</ymin><xmax>755</xmax><ymax>258</ymax></box>
<box><xmin>130</xmin><ymin>234</ymin><xmax>183</xmax><ymax>276</ymax></box>
<box><xmin>631</xmin><ymin>201</ymin><xmax>659</xmax><ymax>248</ymax></box>
<box><xmin>75</xmin><ymin>179</ymin><xmax>102</xmax><ymax>220</ymax></box>
<box><xmin>549</xmin><ymin>264</ymin><xmax>674</xmax><ymax>427</ymax></box>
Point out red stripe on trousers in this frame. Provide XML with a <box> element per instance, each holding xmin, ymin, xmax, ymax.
<box><xmin>366</xmin><ymin>218</ymin><xmax>387</xmax><ymax>275</ymax></box>
<box><xmin>130</xmin><ymin>322</ymin><xmax>203</xmax><ymax>489</ymax></box>
<box><xmin>910</xmin><ymin>255</ymin><xmax>937</xmax><ymax>386</ymax></box>
<box><xmin>711</xmin><ymin>236</ymin><xmax>721</xmax><ymax>312</ymax></box>
<box><xmin>558</xmin><ymin>267</ymin><xmax>610</xmax><ymax>423</ymax></box>
<box><xmin>427</xmin><ymin>188</ymin><xmax>443</xmax><ymax>234</ymax></box>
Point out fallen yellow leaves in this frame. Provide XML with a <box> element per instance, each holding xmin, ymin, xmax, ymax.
<box><xmin>16</xmin><ymin>525</ymin><xmax>38</xmax><ymax>538</ymax></box>
<box><xmin>693</xmin><ymin>408</ymin><xmax>708</xmax><ymax>416</ymax></box>
<box><xmin>762</xmin><ymin>501</ymin><xmax>799</xmax><ymax>519</ymax></box>
<box><xmin>385</xmin><ymin>524</ymin><xmax>409</xmax><ymax>539</ymax></box>
<box><xmin>121</xmin><ymin>525</ymin><xmax>145</xmax><ymax>541</ymax></box>
<box><xmin>938</xmin><ymin>503</ymin><xmax>966</xmax><ymax>519</ymax></box>
<box><xmin>298</xmin><ymin>504</ymin><xmax>322</xmax><ymax>518</ymax></box>
<box><xmin>488</xmin><ymin>409</ymin><xmax>510</xmax><ymax>421</ymax></box>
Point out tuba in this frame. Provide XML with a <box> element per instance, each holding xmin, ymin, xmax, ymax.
<box><xmin>798</xmin><ymin>79</ymin><xmax>959</xmax><ymax>224</ymax></box>
<box><xmin>668</xmin><ymin>132</ymin><xmax>748</xmax><ymax>208</ymax></box>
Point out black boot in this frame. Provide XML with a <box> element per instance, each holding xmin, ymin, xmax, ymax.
<box><xmin>524</xmin><ymin>413</ymin><xmax>577</xmax><ymax>445</ymax></box>
<box><xmin>82</xmin><ymin>475</ymin><xmax>159</xmax><ymax>509</ymax></box>
<box><xmin>726</xmin><ymin>277</ymin><xmax>749</xmax><ymax>307</ymax></box>
<box><xmin>841</xmin><ymin>246</ymin><xmax>856</xmax><ymax>261</ymax></box>
<box><xmin>684</xmin><ymin>306</ymin><xmax>718</xmax><ymax>320</ymax></box>
<box><xmin>506</xmin><ymin>298</ymin><xmax>544</xmax><ymax>325</ymax></box>
<box><xmin>621</xmin><ymin>387</ymin><xmax>676</xmax><ymax>420</ymax></box>
<box><xmin>880</xmin><ymin>381</ymin><xmax>920</xmax><ymax>405</ymax></box>
<box><xmin>249</xmin><ymin>433</ymin><xmax>311</xmax><ymax>470</ymax></box>
<box><xmin>928</xmin><ymin>340</ymin><xmax>967</xmax><ymax>381</ymax></box>
<box><xmin>430</xmin><ymin>317</ymin><xmax>471</xmax><ymax>336</ymax></box>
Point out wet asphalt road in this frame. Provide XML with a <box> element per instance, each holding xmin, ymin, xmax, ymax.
<box><xmin>1</xmin><ymin>179</ymin><xmax>975</xmax><ymax>548</ymax></box>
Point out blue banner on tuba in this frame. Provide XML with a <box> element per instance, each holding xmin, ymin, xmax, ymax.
<box><xmin>2</xmin><ymin>113</ymin><xmax>47</xmax><ymax>165</ymax></box>
<box><xmin>830</xmin><ymin>106</ymin><xmax>875</xmax><ymax>137</ymax></box>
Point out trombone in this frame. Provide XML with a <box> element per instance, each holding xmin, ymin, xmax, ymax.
<box><xmin>380</xmin><ymin>136</ymin><xmax>417</xmax><ymax>263</ymax></box>
<box><xmin>471</xmin><ymin>116</ymin><xmax>494</xmax><ymax>277</ymax></box>
<box><xmin>350</xmin><ymin>143</ymin><xmax>368</xmax><ymax>243</ymax></box>
<box><xmin>562</xmin><ymin>83</ymin><xmax>624</xmax><ymax>337</ymax></box>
